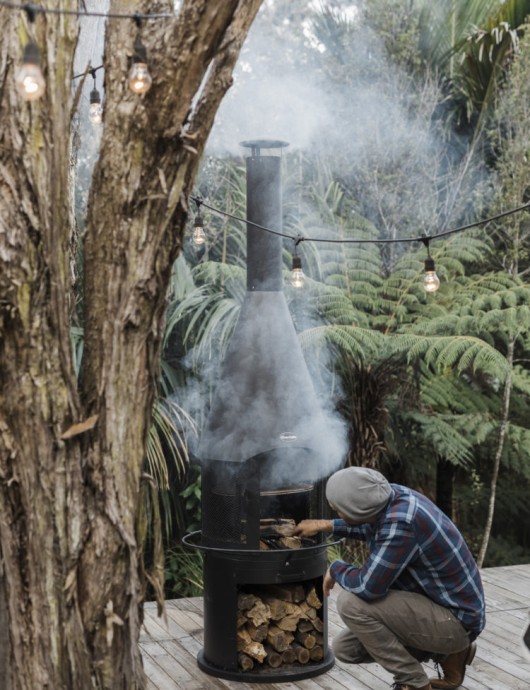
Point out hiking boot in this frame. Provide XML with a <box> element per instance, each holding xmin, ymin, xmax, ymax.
<box><xmin>430</xmin><ymin>641</ymin><xmax>477</xmax><ymax>689</ymax></box>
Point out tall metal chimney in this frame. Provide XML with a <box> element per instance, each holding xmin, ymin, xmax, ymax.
<box><xmin>198</xmin><ymin>139</ymin><xmax>333</xmax><ymax>481</ymax></box>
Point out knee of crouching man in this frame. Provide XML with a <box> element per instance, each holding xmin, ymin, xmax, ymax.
<box><xmin>337</xmin><ymin>588</ymin><xmax>369</xmax><ymax>619</ymax></box>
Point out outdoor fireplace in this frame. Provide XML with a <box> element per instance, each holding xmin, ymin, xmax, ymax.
<box><xmin>185</xmin><ymin>140</ymin><xmax>342</xmax><ymax>682</ymax></box>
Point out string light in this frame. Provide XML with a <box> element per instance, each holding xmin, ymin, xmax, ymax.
<box><xmin>190</xmin><ymin>196</ymin><xmax>530</xmax><ymax>292</ymax></box>
<box><xmin>192</xmin><ymin>199</ymin><xmax>206</xmax><ymax>246</ymax></box>
<box><xmin>128</xmin><ymin>16</ymin><xmax>152</xmax><ymax>94</ymax></box>
<box><xmin>421</xmin><ymin>237</ymin><xmax>440</xmax><ymax>293</ymax></box>
<box><xmin>291</xmin><ymin>238</ymin><xmax>305</xmax><ymax>288</ymax></box>
<box><xmin>88</xmin><ymin>69</ymin><xmax>102</xmax><ymax>124</ymax></box>
<box><xmin>15</xmin><ymin>5</ymin><xmax>45</xmax><ymax>101</ymax></box>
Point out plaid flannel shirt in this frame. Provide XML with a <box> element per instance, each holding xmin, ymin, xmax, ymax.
<box><xmin>330</xmin><ymin>484</ymin><xmax>486</xmax><ymax>636</ymax></box>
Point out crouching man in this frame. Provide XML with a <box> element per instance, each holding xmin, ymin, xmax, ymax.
<box><xmin>294</xmin><ymin>467</ymin><xmax>485</xmax><ymax>690</ymax></box>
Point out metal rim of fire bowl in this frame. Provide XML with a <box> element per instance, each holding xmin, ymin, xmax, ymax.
<box><xmin>181</xmin><ymin>530</ymin><xmax>344</xmax><ymax>554</ymax></box>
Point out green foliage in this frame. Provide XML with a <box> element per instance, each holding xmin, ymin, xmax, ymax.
<box><xmin>164</xmin><ymin>547</ymin><xmax>203</xmax><ymax>599</ymax></box>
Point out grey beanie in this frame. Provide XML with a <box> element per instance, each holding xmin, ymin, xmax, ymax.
<box><xmin>326</xmin><ymin>467</ymin><xmax>391</xmax><ymax>522</ymax></box>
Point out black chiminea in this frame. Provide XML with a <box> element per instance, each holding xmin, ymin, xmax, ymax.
<box><xmin>185</xmin><ymin>139</ymin><xmax>342</xmax><ymax>682</ymax></box>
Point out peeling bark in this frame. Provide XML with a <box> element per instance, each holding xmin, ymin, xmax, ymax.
<box><xmin>0</xmin><ymin>1</ymin><xmax>263</xmax><ymax>688</ymax></box>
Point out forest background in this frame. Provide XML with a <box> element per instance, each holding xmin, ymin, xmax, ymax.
<box><xmin>145</xmin><ymin>0</ymin><xmax>530</xmax><ymax>598</ymax></box>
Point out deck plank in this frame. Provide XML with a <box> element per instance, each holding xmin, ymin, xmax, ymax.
<box><xmin>141</xmin><ymin>564</ymin><xmax>530</xmax><ymax>690</ymax></box>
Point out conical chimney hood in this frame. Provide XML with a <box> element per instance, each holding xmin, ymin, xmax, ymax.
<box><xmin>198</xmin><ymin>140</ymin><xmax>343</xmax><ymax>486</ymax></box>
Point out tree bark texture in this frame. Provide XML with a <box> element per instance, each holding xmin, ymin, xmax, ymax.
<box><xmin>0</xmin><ymin>1</ymin><xmax>263</xmax><ymax>688</ymax></box>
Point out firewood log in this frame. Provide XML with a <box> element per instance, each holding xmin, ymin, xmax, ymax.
<box><xmin>238</xmin><ymin>592</ymin><xmax>258</xmax><ymax>611</ymax></box>
<box><xmin>259</xmin><ymin>518</ymin><xmax>296</xmax><ymax>536</ymax></box>
<box><xmin>295</xmin><ymin>630</ymin><xmax>316</xmax><ymax>649</ymax></box>
<box><xmin>266</xmin><ymin>625</ymin><xmax>294</xmax><ymax>652</ymax></box>
<box><xmin>312</xmin><ymin>616</ymin><xmax>324</xmax><ymax>633</ymax></box>
<box><xmin>278</xmin><ymin>536</ymin><xmax>302</xmax><ymax>549</ymax></box>
<box><xmin>264</xmin><ymin>598</ymin><xmax>288</xmax><ymax>620</ymax></box>
<box><xmin>292</xmin><ymin>642</ymin><xmax>310</xmax><ymax>664</ymax></box>
<box><xmin>306</xmin><ymin>586</ymin><xmax>322</xmax><ymax>609</ymax></box>
<box><xmin>248</xmin><ymin>622</ymin><xmax>268</xmax><ymax>642</ymax></box>
<box><xmin>264</xmin><ymin>645</ymin><xmax>283</xmax><ymax>668</ymax></box>
<box><xmin>243</xmin><ymin>641</ymin><xmax>267</xmax><ymax>664</ymax></box>
<box><xmin>310</xmin><ymin>645</ymin><xmax>324</xmax><ymax>662</ymax></box>
<box><xmin>299</xmin><ymin>601</ymin><xmax>318</xmax><ymax>619</ymax></box>
<box><xmin>276</xmin><ymin>612</ymin><xmax>301</xmax><ymax>632</ymax></box>
<box><xmin>246</xmin><ymin>600</ymin><xmax>272</xmax><ymax>626</ymax></box>
<box><xmin>237</xmin><ymin>611</ymin><xmax>247</xmax><ymax>628</ymax></box>
<box><xmin>281</xmin><ymin>647</ymin><xmax>297</xmax><ymax>665</ymax></box>
<box><xmin>297</xmin><ymin>619</ymin><xmax>315</xmax><ymax>633</ymax></box>
<box><xmin>238</xmin><ymin>653</ymin><xmax>254</xmax><ymax>671</ymax></box>
<box><xmin>237</xmin><ymin>627</ymin><xmax>252</xmax><ymax>652</ymax></box>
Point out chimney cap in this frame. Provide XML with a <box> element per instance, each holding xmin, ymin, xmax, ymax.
<box><xmin>240</xmin><ymin>139</ymin><xmax>289</xmax><ymax>156</ymax></box>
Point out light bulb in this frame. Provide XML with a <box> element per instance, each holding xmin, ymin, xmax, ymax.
<box><xmin>192</xmin><ymin>226</ymin><xmax>206</xmax><ymax>245</ymax></box>
<box><xmin>423</xmin><ymin>257</ymin><xmax>440</xmax><ymax>293</ymax></box>
<box><xmin>15</xmin><ymin>43</ymin><xmax>45</xmax><ymax>101</ymax></box>
<box><xmin>89</xmin><ymin>88</ymin><xmax>102</xmax><ymax>124</ymax></box>
<box><xmin>128</xmin><ymin>62</ymin><xmax>152</xmax><ymax>94</ymax></box>
<box><xmin>291</xmin><ymin>256</ymin><xmax>305</xmax><ymax>288</ymax></box>
<box><xmin>89</xmin><ymin>102</ymin><xmax>103</xmax><ymax>124</ymax></box>
<box><xmin>192</xmin><ymin>213</ymin><xmax>205</xmax><ymax>245</ymax></box>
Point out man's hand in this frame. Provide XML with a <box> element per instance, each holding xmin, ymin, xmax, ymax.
<box><xmin>323</xmin><ymin>567</ymin><xmax>336</xmax><ymax>597</ymax></box>
<box><xmin>293</xmin><ymin>519</ymin><xmax>333</xmax><ymax>538</ymax></box>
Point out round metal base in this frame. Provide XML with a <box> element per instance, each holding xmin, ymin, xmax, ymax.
<box><xmin>197</xmin><ymin>649</ymin><xmax>334</xmax><ymax>683</ymax></box>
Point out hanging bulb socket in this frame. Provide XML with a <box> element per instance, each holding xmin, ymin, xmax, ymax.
<box><xmin>291</xmin><ymin>254</ymin><xmax>305</xmax><ymax>288</ymax></box>
<box><xmin>423</xmin><ymin>256</ymin><xmax>441</xmax><ymax>293</ymax></box>
<box><xmin>16</xmin><ymin>41</ymin><xmax>45</xmax><ymax>101</ymax></box>
<box><xmin>128</xmin><ymin>38</ymin><xmax>152</xmax><ymax>94</ymax></box>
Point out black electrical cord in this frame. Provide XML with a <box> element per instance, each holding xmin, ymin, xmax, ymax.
<box><xmin>191</xmin><ymin>196</ymin><xmax>530</xmax><ymax>247</ymax></box>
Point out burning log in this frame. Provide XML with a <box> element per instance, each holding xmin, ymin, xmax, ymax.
<box><xmin>259</xmin><ymin>518</ymin><xmax>296</xmax><ymax>537</ymax></box>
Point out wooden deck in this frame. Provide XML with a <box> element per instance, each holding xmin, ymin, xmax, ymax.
<box><xmin>140</xmin><ymin>564</ymin><xmax>530</xmax><ymax>690</ymax></box>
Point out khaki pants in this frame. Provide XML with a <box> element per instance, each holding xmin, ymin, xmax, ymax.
<box><xmin>333</xmin><ymin>588</ymin><xmax>471</xmax><ymax>688</ymax></box>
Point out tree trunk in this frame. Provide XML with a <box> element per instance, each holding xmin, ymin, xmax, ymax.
<box><xmin>0</xmin><ymin>1</ymin><xmax>263</xmax><ymax>688</ymax></box>
<box><xmin>0</xmin><ymin>568</ymin><xmax>12</xmax><ymax>690</ymax></box>
<box><xmin>476</xmin><ymin>337</ymin><xmax>515</xmax><ymax>568</ymax></box>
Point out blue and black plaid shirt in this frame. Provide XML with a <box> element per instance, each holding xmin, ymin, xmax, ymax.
<box><xmin>330</xmin><ymin>484</ymin><xmax>486</xmax><ymax>636</ymax></box>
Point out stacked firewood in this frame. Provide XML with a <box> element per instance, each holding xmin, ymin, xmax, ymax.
<box><xmin>236</xmin><ymin>583</ymin><xmax>325</xmax><ymax>671</ymax></box>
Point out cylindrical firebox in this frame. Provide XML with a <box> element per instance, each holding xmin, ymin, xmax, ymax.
<box><xmin>189</xmin><ymin>139</ymin><xmax>336</xmax><ymax>682</ymax></box>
